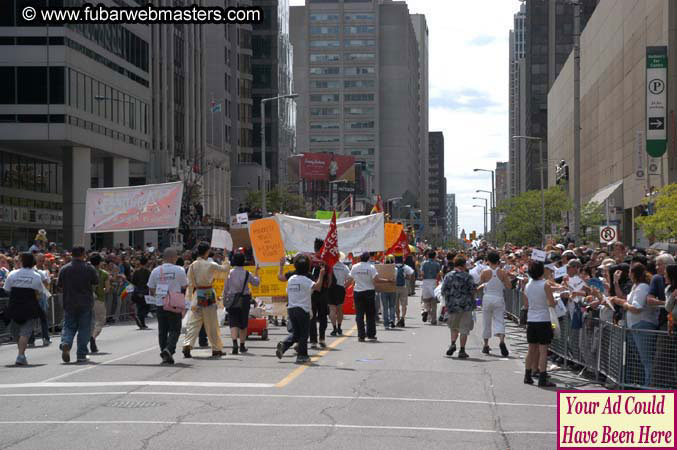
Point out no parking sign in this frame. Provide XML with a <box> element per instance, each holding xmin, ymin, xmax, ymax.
<box><xmin>599</xmin><ymin>225</ymin><xmax>618</xmax><ymax>245</ymax></box>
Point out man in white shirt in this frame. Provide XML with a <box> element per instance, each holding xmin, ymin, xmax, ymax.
<box><xmin>3</xmin><ymin>253</ymin><xmax>45</xmax><ymax>366</ymax></box>
<box><xmin>349</xmin><ymin>252</ymin><xmax>388</xmax><ymax>342</ymax></box>
<box><xmin>148</xmin><ymin>248</ymin><xmax>189</xmax><ymax>364</ymax></box>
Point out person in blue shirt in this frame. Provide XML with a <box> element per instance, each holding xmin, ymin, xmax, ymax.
<box><xmin>420</xmin><ymin>251</ymin><xmax>442</xmax><ymax>325</ymax></box>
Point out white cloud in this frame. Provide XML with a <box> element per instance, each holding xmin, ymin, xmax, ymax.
<box><xmin>288</xmin><ymin>0</ymin><xmax>521</xmax><ymax>236</ymax></box>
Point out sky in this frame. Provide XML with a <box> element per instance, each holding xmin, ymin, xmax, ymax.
<box><xmin>289</xmin><ymin>0</ymin><xmax>522</xmax><ymax>237</ymax></box>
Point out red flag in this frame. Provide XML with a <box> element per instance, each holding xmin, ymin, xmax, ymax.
<box><xmin>386</xmin><ymin>230</ymin><xmax>410</xmax><ymax>257</ymax></box>
<box><xmin>370</xmin><ymin>195</ymin><xmax>383</xmax><ymax>214</ymax></box>
<box><xmin>319</xmin><ymin>210</ymin><xmax>340</xmax><ymax>268</ymax></box>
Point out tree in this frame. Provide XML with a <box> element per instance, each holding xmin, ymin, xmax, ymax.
<box><xmin>580</xmin><ymin>201</ymin><xmax>605</xmax><ymax>244</ymax></box>
<box><xmin>245</xmin><ymin>187</ymin><xmax>308</xmax><ymax>217</ymax></box>
<box><xmin>496</xmin><ymin>187</ymin><xmax>572</xmax><ymax>246</ymax></box>
<box><xmin>636</xmin><ymin>183</ymin><xmax>677</xmax><ymax>241</ymax></box>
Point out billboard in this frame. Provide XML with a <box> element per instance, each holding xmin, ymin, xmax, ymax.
<box><xmin>84</xmin><ymin>181</ymin><xmax>184</xmax><ymax>233</ymax></box>
<box><xmin>300</xmin><ymin>153</ymin><xmax>355</xmax><ymax>182</ymax></box>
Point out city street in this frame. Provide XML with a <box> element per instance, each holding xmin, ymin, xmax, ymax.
<box><xmin>0</xmin><ymin>288</ymin><xmax>562</xmax><ymax>450</ymax></box>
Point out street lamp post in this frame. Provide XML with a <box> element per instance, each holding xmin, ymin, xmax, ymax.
<box><xmin>513</xmin><ymin>136</ymin><xmax>546</xmax><ymax>247</ymax></box>
<box><xmin>474</xmin><ymin>168</ymin><xmax>495</xmax><ymax>242</ymax></box>
<box><xmin>473</xmin><ymin>204</ymin><xmax>487</xmax><ymax>237</ymax></box>
<box><xmin>261</xmin><ymin>94</ymin><xmax>299</xmax><ymax>216</ymax></box>
<box><xmin>288</xmin><ymin>153</ymin><xmax>304</xmax><ymax>197</ymax></box>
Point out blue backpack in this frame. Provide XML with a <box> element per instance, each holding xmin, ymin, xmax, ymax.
<box><xmin>396</xmin><ymin>264</ymin><xmax>406</xmax><ymax>287</ymax></box>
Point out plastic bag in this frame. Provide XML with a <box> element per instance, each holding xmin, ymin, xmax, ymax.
<box><xmin>217</xmin><ymin>307</ymin><xmax>226</xmax><ymax>325</ymax></box>
<box><xmin>181</xmin><ymin>309</ymin><xmax>193</xmax><ymax>334</ymax></box>
<box><xmin>554</xmin><ymin>297</ymin><xmax>567</xmax><ymax>318</ymax></box>
<box><xmin>549</xmin><ymin>307</ymin><xmax>560</xmax><ymax>338</ymax></box>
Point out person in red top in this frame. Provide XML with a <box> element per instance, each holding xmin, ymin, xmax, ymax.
<box><xmin>310</xmin><ymin>238</ymin><xmax>332</xmax><ymax>348</ymax></box>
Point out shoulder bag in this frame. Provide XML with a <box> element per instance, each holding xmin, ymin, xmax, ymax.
<box><xmin>224</xmin><ymin>272</ymin><xmax>249</xmax><ymax>310</ymax></box>
<box><xmin>160</xmin><ymin>266</ymin><xmax>186</xmax><ymax>316</ymax></box>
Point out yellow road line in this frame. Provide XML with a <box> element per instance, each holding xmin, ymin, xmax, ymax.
<box><xmin>275</xmin><ymin>325</ymin><xmax>357</xmax><ymax>388</ymax></box>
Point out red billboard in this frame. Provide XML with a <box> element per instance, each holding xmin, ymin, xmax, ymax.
<box><xmin>301</xmin><ymin>153</ymin><xmax>355</xmax><ymax>182</ymax></box>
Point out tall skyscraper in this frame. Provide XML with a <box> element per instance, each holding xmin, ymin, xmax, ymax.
<box><xmin>252</xmin><ymin>0</ymin><xmax>296</xmax><ymax>188</ymax></box>
<box><xmin>495</xmin><ymin>161</ymin><xmax>509</xmax><ymax>206</ymax></box>
<box><xmin>411</xmin><ymin>13</ymin><xmax>429</xmax><ymax>234</ymax></box>
<box><xmin>428</xmin><ymin>131</ymin><xmax>445</xmax><ymax>234</ymax></box>
<box><xmin>446</xmin><ymin>193</ymin><xmax>457</xmax><ymax>241</ymax></box>
<box><xmin>0</xmin><ymin>0</ymin><xmax>152</xmax><ymax>248</ymax></box>
<box><xmin>523</xmin><ymin>0</ymin><xmax>598</xmax><ymax>191</ymax></box>
<box><xmin>508</xmin><ymin>3</ymin><xmax>526</xmax><ymax>197</ymax></box>
<box><xmin>290</xmin><ymin>0</ymin><xmax>425</xmax><ymax>214</ymax></box>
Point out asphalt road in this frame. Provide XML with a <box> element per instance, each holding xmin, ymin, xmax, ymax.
<box><xmin>0</xmin><ymin>287</ymin><xmax>567</xmax><ymax>450</ymax></box>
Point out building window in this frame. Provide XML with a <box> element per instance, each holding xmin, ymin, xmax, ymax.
<box><xmin>345</xmin><ymin>120</ymin><xmax>374</xmax><ymax>129</ymax></box>
<box><xmin>344</xmin><ymin>66</ymin><xmax>375</xmax><ymax>75</ymax></box>
<box><xmin>345</xmin><ymin>134</ymin><xmax>374</xmax><ymax>143</ymax></box>
<box><xmin>0</xmin><ymin>67</ymin><xmax>16</xmax><ymax>104</ymax></box>
<box><xmin>309</xmin><ymin>13</ymin><xmax>340</xmax><ymax>21</ymax></box>
<box><xmin>310</xmin><ymin>67</ymin><xmax>341</xmax><ymax>76</ymax></box>
<box><xmin>253</xmin><ymin>66</ymin><xmax>272</xmax><ymax>88</ymax></box>
<box><xmin>344</xmin><ymin>13</ymin><xmax>375</xmax><ymax>21</ymax></box>
<box><xmin>344</xmin><ymin>39</ymin><xmax>375</xmax><ymax>47</ymax></box>
<box><xmin>310</xmin><ymin>94</ymin><xmax>339</xmax><ymax>103</ymax></box>
<box><xmin>344</xmin><ymin>25</ymin><xmax>375</xmax><ymax>34</ymax></box>
<box><xmin>310</xmin><ymin>121</ymin><xmax>340</xmax><ymax>130</ymax></box>
<box><xmin>344</xmin><ymin>106</ymin><xmax>374</xmax><ymax>115</ymax></box>
<box><xmin>343</xmin><ymin>79</ymin><xmax>375</xmax><ymax>89</ymax></box>
<box><xmin>310</xmin><ymin>26</ymin><xmax>339</xmax><ymax>35</ymax></box>
<box><xmin>345</xmin><ymin>53</ymin><xmax>375</xmax><ymax>61</ymax></box>
<box><xmin>17</xmin><ymin>67</ymin><xmax>47</xmax><ymax>104</ymax></box>
<box><xmin>310</xmin><ymin>53</ymin><xmax>340</xmax><ymax>63</ymax></box>
<box><xmin>344</xmin><ymin>93</ymin><xmax>374</xmax><ymax>102</ymax></box>
<box><xmin>310</xmin><ymin>80</ymin><xmax>340</xmax><ymax>89</ymax></box>
<box><xmin>347</xmin><ymin>148</ymin><xmax>375</xmax><ymax>156</ymax></box>
<box><xmin>310</xmin><ymin>135</ymin><xmax>340</xmax><ymax>143</ymax></box>
<box><xmin>310</xmin><ymin>107</ymin><xmax>339</xmax><ymax>116</ymax></box>
<box><xmin>310</xmin><ymin>40</ymin><xmax>340</xmax><ymax>48</ymax></box>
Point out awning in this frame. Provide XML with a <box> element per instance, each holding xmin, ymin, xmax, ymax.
<box><xmin>588</xmin><ymin>180</ymin><xmax>623</xmax><ymax>205</ymax></box>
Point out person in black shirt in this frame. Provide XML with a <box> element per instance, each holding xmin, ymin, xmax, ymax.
<box><xmin>58</xmin><ymin>246</ymin><xmax>99</xmax><ymax>363</ymax></box>
<box><xmin>131</xmin><ymin>257</ymin><xmax>151</xmax><ymax>330</ymax></box>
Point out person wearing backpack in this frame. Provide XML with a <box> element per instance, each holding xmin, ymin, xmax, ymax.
<box><xmin>394</xmin><ymin>256</ymin><xmax>414</xmax><ymax>327</ymax></box>
<box><xmin>148</xmin><ymin>248</ymin><xmax>188</xmax><ymax>364</ymax></box>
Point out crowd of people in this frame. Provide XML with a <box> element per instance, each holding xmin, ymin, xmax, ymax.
<box><xmin>1</xmin><ymin>235</ymin><xmax>676</xmax><ymax>390</ymax></box>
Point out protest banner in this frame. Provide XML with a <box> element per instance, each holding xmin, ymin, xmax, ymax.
<box><xmin>245</xmin><ymin>265</ymin><xmax>292</xmax><ymax>297</ymax></box>
<box><xmin>385</xmin><ymin>223</ymin><xmax>404</xmax><ymax>250</ymax></box>
<box><xmin>276</xmin><ymin>213</ymin><xmax>384</xmax><ymax>253</ymax></box>
<box><xmin>249</xmin><ymin>218</ymin><xmax>286</xmax><ymax>265</ymax></box>
<box><xmin>374</xmin><ymin>264</ymin><xmax>396</xmax><ymax>293</ymax></box>
<box><xmin>210</xmin><ymin>229</ymin><xmax>233</xmax><ymax>250</ymax></box>
<box><xmin>84</xmin><ymin>181</ymin><xmax>183</xmax><ymax>233</ymax></box>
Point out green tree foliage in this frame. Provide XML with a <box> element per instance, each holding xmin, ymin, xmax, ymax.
<box><xmin>245</xmin><ymin>187</ymin><xmax>308</xmax><ymax>217</ymax></box>
<box><xmin>496</xmin><ymin>187</ymin><xmax>572</xmax><ymax>246</ymax></box>
<box><xmin>636</xmin><ymin>183</ymin><xmax>677</xmax><ymax>241</ymax></box>
<box><xmin>580</xmin><ymin>201</ymin><xmax>605</xmax><ymax>243</ymax></box>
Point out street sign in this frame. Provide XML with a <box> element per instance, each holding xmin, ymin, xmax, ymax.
<box><xmin>635</xmin><ymin>130</ymin><xmax>645</xmax><ymax>180</ymax></box>
<box><xmin>599</xmin><ymin>225</ymin><xmax>618</xmax><ymax>245</ymax></box>
<box><xmin>646</xmin><ymin>46</ymin><xmax>668</xmax><ymax>157</ymax></box>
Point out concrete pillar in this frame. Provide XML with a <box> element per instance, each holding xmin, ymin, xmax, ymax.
<box><xmin>103</xmin><ymin>157</ymin><xmax>130</xmax><ymax>248</ymax></box>
<box><xmin>63</xmin><ymin>147</ymin><xmax>91</xmax><ymax>249</ymax></box>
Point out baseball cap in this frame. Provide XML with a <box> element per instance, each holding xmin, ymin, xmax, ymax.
<box><xmin>567</xmin><ymin>259</ymin><xmax>581</xmax><ymax>268</ymax></box>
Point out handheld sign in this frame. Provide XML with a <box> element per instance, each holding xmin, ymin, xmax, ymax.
<box><xmin>211</xmin><ymin>229</ymin><xmax>233</xmax><ymax>251</ymax></box>
<box><xmin>236</xmin><ymin>212</ymin><xmax>249</xmax><ymax>224</ymax></box>
<box><xmin>249</xmin><ymin>218</ymin><xmax>285</xmax><ymax>265</ymax></box>
<box><xmin>531</xmin><ymin>249</ymin><xmax>546</xmax><ymax>262</ymax></box>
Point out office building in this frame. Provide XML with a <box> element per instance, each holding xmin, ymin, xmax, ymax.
<box><xmin>446</xmin><ymin>193</ymin><xmax>457</xmax><ymax>241</ymax></box>
<box><xmin>508</xmin><ymin>4</ymin><xmax>526</xmax><ymax>197</ymax></box>
<box><xmin>252</xmin><ymin>0</ymin><xmax>296</xmax><ymax>189</ymax></box>
<box><xmin>495</xmin><ymin>161</ymin><xmax>509</xmax><ymax>206</ymax></box>
<box><xmin>0</xmin><ymin>0</ymin><xmax>152</xmax><ymax>249</ymax></box>
<box><xmin>548</xmin><ymin>0</ymin><xmax>677</xmax><ymax>247</ymax></box>
<box><xmin>290</xmin><ymin>0</ymin><xmax>424</xmax><ymax>214</ymax></box>
<box><xmin>411</xmin><ymin>13</ymin><xmax>430</xmax><ymax>234</ymax></box>
<box><xmin>523</xmin><ymin>0</ymin><xmax>598</xmax><ymax>192</ymax></box>
<box><xmin>428</xmin><ymin>131</ymin><xmax>445</xmax><ymax>235</ymax></box>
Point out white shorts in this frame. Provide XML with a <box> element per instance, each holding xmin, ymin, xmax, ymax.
<box><xmin>482</xmin><ymin>294</ymin><xmax>506</xmax><ymax>338</ymax></box>
<box><xmin>421</xmin><ymin>279</ymin><xmax>437</xmax><ymax>300</ymax></box>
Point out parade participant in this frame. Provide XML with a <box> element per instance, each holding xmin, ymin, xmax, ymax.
<box><xmin>310</xmin><ymin>239</ymin><xmax>331</xmax><ymax>348</ymax></box>
<box><xmin>182</xmin><ymin>242</ymin><xmax>230</xmax><ymax>358</ymax></box>
<box><xmin>441</xmin><ymin>256</ymin><xmax>477</xmax><ymax>359</ymax></box>
<box><xmin>350</xmin><ymin>252</ymin><xmax>388</xmax><ymax>342</ymax></box>
<box><xmin>420</xmin><ymin>251</ymin><xmax>442</xmax><ymax>324</ymax></box>
<box><xmin>405</xmin><ymin>253</ymin><xmax>417</xmax><ymax>295</ymax></box>
<box><xmin>58</xmin><ymin>246</ymin><xmax>99</xmax><ymax>363</ymax></box>
<box><xmin>479</xmin><ymin>251</ymin><xmax>513</xmax><ymax>356</ymax></box>
<box><xmin>148</xmin><ymin>248</ymin><xmax>188</xmax><ymax>365</ymax></box>
<box><xmin>329</xmin><ymin>257</ymin><xmax>350</xmax><ymax>336</ymax></box>
<box><xmin>3</xmin><ymin>253</ymin><xmax>44</xmax><ymax>366</ymax></box>
<box><xmin>523</xmin><ymin>261</ymin><xmax>557</xmax><ymax>387</ymax></box>
<box><xmin>131</xmin><ymin>256</ymin><xmax>152</xmax><ymax>330</ymax></box>
<box><xmin>31</xmin><ymin>253</ymin><xmax>52</xmax><ymax>347</ymax></box>
<box><xmin>89</xmin><ymin>253</ymin><xmax>110</xmax><ymax>354</ymax></box>
<box><xmin>276</xmin><ymin>254</ymin><xmax>325</xmax><ymax>364</ymax></box>
<box><xmin>224</xmin><ymin>253</ymin><xmax>260</xmax><ymax>355</ymax></box>
<box><xmin>394</xmin><ymin>255</ymin><xmax>414</xmax><ymax>327</ymax></box>
<box><xmin>380</xmin><ymin>255</ymin><xmax>397</xmax><ymax>329</ymax></box>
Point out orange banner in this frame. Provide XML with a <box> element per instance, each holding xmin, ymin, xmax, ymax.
<box><xmin>249</xmin><ymin>218</ymin><xmax>285</xmax><ymax>265</ymax></box>
<box><xmin>385</xmin><ymin>223</ymin><xmax>403</xmax><ymax>250</ymax></box>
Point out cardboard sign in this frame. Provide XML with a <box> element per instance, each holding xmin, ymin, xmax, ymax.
<box><xmin>384</xmin><ymin>223</ymin><xmax>404</xmax><ymax>250</ymax></box>
<box><xmin>531</xmin><ymin>249</ymin><xmax>546</xmax><ymax>262</ymax></box>
<box><xmin>373</xmin><ymin>264</ymin><xmax>396</xmax><ymax>293</ymax></box>
<box><xmin>236</xmin><ymin>212</ymin><xmax>249</xmax><ymax>224</ymax></box>
<box><xmin>230</xmin><ymin>228</ymin><xmax>251</xmax><ymax>250</ymax></box>
<box><xmin>249</xmin><ymin>218</ymin><xmax>286</xmax><ymax>265</ymax></box>
<box><xmin>211</xmin><ymin>229</ymin><xmax>233</xmax><ymax>251</ymax></box>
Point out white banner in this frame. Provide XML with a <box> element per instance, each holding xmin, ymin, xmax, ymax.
<box><xmin>84</xmin><ymin>181</ymin><xmax>183</xmax><ymax>233</ymax></box>
<box><xmin>276</xmin><ymin>213</ymin><xmax>385</xmax><ymax>253</ymax></box>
